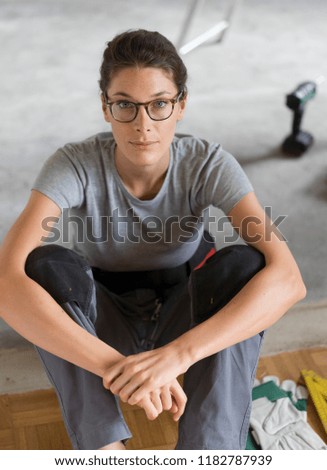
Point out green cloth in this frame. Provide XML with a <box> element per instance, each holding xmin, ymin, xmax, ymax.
<box><xmin>252</xmin><ymin>381</ymin><xmax>288</xmax><ymax>402</ymax></box>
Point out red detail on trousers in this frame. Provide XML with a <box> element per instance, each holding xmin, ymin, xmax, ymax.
<box><xmin>194</xmin><ymin>248</ymin><xmax>216</xmax><ymax>271</ymax></box>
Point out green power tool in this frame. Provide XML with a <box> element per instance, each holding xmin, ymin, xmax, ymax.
<box><xmin>282</xmin><ymin>76</ymin><xmax>325</xmax><ymax>157</ymax></box>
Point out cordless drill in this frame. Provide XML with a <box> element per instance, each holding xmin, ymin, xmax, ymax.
<box><xmin>281</xmin><ymin>77</ymin><xmax>324</xmax><ymax>156</ymax></box>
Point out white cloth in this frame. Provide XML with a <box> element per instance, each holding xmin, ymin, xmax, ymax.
<box><xmin>250</xmin><ymin>396</ymin><xmax>327</xmax><ymax>450</ymax></box>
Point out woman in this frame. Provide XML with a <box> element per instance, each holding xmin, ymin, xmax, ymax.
<box><xmin>0</xmin><ymin>29</ymin><xmax>306</xmax><ymax>450</ymax></box>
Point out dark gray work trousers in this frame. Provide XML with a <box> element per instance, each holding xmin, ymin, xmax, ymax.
<box><xmin>25</xmin><ymin>237</ymin><xmax>265</xmax><ymax>450</ymax></box>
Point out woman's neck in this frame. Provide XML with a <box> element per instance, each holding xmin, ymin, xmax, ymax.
<box><xmin>114</xmin><ymin>151</ymin><xmax>170</xmax><ymax>201</ymax></box>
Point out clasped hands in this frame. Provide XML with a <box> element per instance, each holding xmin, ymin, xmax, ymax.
<box><xmin>102</xmin><ymin>345</ymin><xmax>189</xmax><ymax>422</ymax></box>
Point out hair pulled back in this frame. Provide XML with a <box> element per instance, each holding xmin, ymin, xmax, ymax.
<box><xmin>99</xmin><ymin>29</ymin><xmax>188</xmax><ymax>98</ymax></box>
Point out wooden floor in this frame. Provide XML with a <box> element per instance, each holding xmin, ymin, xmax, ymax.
<box><xmin>0</xmin><ymin>347</ymin><xmax>326</xmax><ymax>450</ymax></box>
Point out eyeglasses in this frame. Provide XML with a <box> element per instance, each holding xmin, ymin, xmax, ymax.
<box><xmin>104</xmin><ymin>92</ymin><xmax>184</xmax><ymax>123</ymax></box>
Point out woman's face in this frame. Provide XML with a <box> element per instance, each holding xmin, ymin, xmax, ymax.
<box><xmin>102</xmin><ymin>67</ymin><xmax>186</xmax><ymax>172</ymax></box>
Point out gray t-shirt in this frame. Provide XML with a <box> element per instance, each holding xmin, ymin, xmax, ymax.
<box><xmin>32</xmin><ymin>132</ymin><xmax>253</xmax><ymax>271</ymax></box>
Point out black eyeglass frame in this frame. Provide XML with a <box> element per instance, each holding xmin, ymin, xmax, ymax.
<box><xmin>104</xmin><ymin>91</ymin><xmax>184</xmax><ymax>123</ymax></box>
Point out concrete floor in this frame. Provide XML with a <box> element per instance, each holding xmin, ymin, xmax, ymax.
<box><xmin>0</xmin><ymin>0</ymin><xmax>326</xmax><ymax>393</ymax></box>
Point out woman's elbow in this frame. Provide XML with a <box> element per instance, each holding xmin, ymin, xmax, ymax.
<box><xmin>297</xmin><ymin>277</ymin><xmax>307</xmax><ymax>302</ymax></box>
<box><xmin>289</xmin><ymin>269</ymin><xmax>307</xmax><ymax>304</ymax></box>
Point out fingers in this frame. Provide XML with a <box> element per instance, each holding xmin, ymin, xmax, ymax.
<box><xmin>102</xmin><ymin>367</ymin><xmax>123</xmax><ymax>391</ymax></box>
<box><xmin>130</xmin><ymin>381</ymin><xmax>187</xmax><ymax>423</ymax></box>
<box><xmin>150</xmin><ymin>390</ymin><xmax>163</xmax><ymax>415</ymax></box>
<box><xmin>104</xmin><ymin>368</ymin><xmax>143</xmax><ymax>402</ymax></box>
<box><xmin>103</xmin><ymin>357</ymin><xmax>187</xmax><ymax>422</ymax></box>
<box><xmin>169</xmin><ymin>400</ymin><xmax>178</xmax><ymax>415</ymax></box>
<box><xmin>160</xmin><ymin>385</ymin><xmax>173</xmax><ymax>411</ymax></box>
<box><xmin>103</xmin><ymin>359</ymin><xmax>154</xmax><ymax>403</ymax></box>
<box><xmin>114</xmin><ymin>380</ymin><xmax>140</xmax><ymax>403</ymax></box>
<box><xmin>127</xmin><ymin>380</ymin><xmax>154</xmax><ymax>405</ymax></box>
<box><xmin>169</xmin><ymin>381</ymin><xmax>187</xmax><ymax>421</ymax></box>
<box><xmin>138</xmin><ymin>382</ymin><xmax>187</xmax><ymax>422</ymax></box>
<box><xmin>102</xmin><ymin>354</ymin><xmax>144</xmax><ymax>391</ymax></box>
<box><xmin>138</xmin><ymin>396</ymin><xmax>159</xmax><ymax>421</ymax></box>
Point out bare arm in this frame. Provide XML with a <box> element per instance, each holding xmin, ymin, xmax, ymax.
<box><xmin>0</xmin><ymin>190</ymin><xmax>124</xmax><ymax>376</ymax></box>
<box><xmin>0</xmin><ymin>190</ymin><xmax>186</xmax><ymax>420</ymax></box>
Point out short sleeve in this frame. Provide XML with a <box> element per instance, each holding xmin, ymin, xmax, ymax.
<box><xmin>192</xmin><ymin>145</ymin><xmax>253</xmax><ymax>215</ymax></box>
<box><xmin>32</xmin><ymin>147</ymin><xmax>85</xmax><ymax>211</ymax></box>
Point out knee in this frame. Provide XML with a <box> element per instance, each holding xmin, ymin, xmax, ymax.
<box><xmin>190</xmin><ymin>244</ymin><xmax>265</xmax><ymax>323</ymax></box>
<box><xmin>212</xmin><ymin>244</ymin><xmax>266</xmax><ymax>307</ymax></box>
<box><xmin>219</xmin><ymin>244</ymin><xmax>265</xmax><ymax>281</ymax></box>
<box><xmin>25</xmin><ymin>244</ymin><xmax>92</xmax><ymax>307</ymax></box>
<box><xmin>26</xmin><ymin>244</ymin><xmax>88</xmax><ymax>276</ymax></box>
<box><xmin>26</xmin><ymin>244</ymin><xmax>69</xmax><ymax>271</ymax></box>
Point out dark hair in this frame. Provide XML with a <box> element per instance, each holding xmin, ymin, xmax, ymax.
<box><xmin>99</xmin><ymin>29</ymin><xmax>188</xmax><ymax>98</ymax></box>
